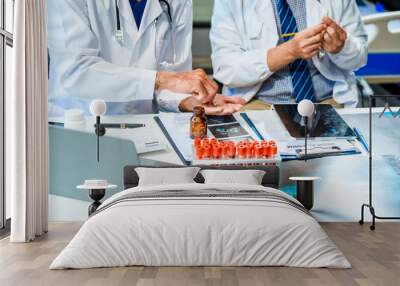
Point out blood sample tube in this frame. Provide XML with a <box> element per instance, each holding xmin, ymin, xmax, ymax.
<box><xmin>194</xmin><ymin>137</ymin><xmax>201</xmax><ymax>148</ymax></box>
<box><xmin>270</xmin><ymin>143</ymin><xmax>278</xmax><ymax>157</ymax></box>
<box><xmin>246</xmin><ymin>143</ymin><xmax>254</xmax><ymax>158</ymax></box>
<box><xmin>195</xmin><ymin>146</ymin><xmax>204</xmax><ymax>160</ymax></box>
<box><xmin>262</xmin><ymin>142</ymin><xmax>270</xmax><ymax>158</ymax></box>
<box><xmin>254</xmin><ymin>144</ymin><xmax>263</xmax><ymax>158</ymax></box>
<box><xmin>238</xmin><ymin>144</ymin><xmax>247</xmax><ymax>159</ymax></box>
<box><xmin>202</xmin><ymin>138</ymin><xmax>209</xmax><ymax>146</ymax></box>
<box><xmin>220</xmin><ymin>142</ymin><xmax>228</xmax><ymax>159</ymax></box>
<box><xmin>211</xmin><ymin>142</ymin><xmax>219</xmax><ymax>156</ymax></box>
<box><xmin>203</xmin><ymin>145</ymin><xmax>211</xmax><ymax>159</ymax></box>
<box><xmin>213</xmin><ymin>145</ymin><xmax>222</xmax><ymax>159</ymax></box>
<box><xmin>228</xmin><ymin>143</ymin><xmax>236</xmax><ymax>159</ymax></box>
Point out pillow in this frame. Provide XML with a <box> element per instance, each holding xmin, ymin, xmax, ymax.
<box><xmin>135</xmin><ymin>167</ymin><xmax>201</xmax><ymax>186</ymax></box>
<box><xmin>200</xmin><ymin>169</ymin><xmax>266</xmax><ymax>185</ymax></box>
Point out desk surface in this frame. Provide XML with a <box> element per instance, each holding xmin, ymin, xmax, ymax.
<box><xmin>49</xmin><ymin>108</ymin><xmax>400</xmax><ymax>222</ymax></box>
<box><xmin>50</xmin><ymin>108</ymin><xmax>395</xmax><ymax>164</ymax></box>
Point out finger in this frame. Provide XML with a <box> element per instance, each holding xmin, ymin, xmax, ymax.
<box><xmin>178</xmin><ymin>96</ymin><xmax>199</xmax><ymax>112</ymax></box>
<box><xmin>306</xmin><ymin>50</ymin><xmax>320</xmax><ymax>59</ymax></box>
<box><xmin>191</xmin><ymin>72</ymin><xmax>218</xmax><ymax>103</ymax></box>
<box><xmin>304</xmin><ymin>43</ymin><xmax>321</xmax><ymax>54</ymax></box>
<box><xmin>303</xmin><ymin>33</ymin><xmax>323</xmax><ymax>47</ymax></box>
<box><xmin>194</xmin><ymin>68</ymin><xmax>207</xmax><ymax>76</ymax></box>
<box><xmin>202</xmin><ymin>78</ymin><xmax>218</xmax><ymax>102</ymax></box>
<box><xmin>325</xmin><ymin>19</ymin><xmax>346</xmax><ymax>42</ymax></box>
<box><xmin>339</xmin><ymin>29</ymin><xmax>347</xmax><ymax>42</ymax></box>
<box><xmin>203</xmin><ymin>105</ymin><xmax>224</xmax><ymax>115</ymax></box>
<box><xmin>191</xmin><ymin>80</ymin><xmax>210</xmax><ymax>103</ymax></box>
<box><xmin>326</xmin><ymin>26</ymin><xmax>340</xmax><ymax>41</ymax></box>
<box><xmin>329</xmin><ymin>19</ymin><xmax>344</xmax><ymax>34</ymax></box>
<box><xmin>302</xmin><ymin>24</ymin><xmax>326</xmax><ymax>38</ymax></box>
<box><xmin>322</xmin><ymin>16</ymin><xmax>334</xmax><ymax>26</ymax></box>
<box><xmin>202</xmin><ymin>73</ymin><xmax>219</xmax><ymax>95</ymax></box>
<box><xmin>193</xmin><ymin>79</ymin><xmax>216</xmax><ymax>104</ymax></box>
<box><xmin>323</xmin><ymin>31</ymin><xmax>334</xmax><ymax>43</ymax></box>
<box><xmin>322</xmin><ymin>17</ymin><xmax>344</xmax><ymax>37</ymax></box>
<box><xmin>229</xmin><ymin>103</ymin><xmax>244</xmax><ymax>112</ymax></box>
<box><xmin>221</xmin><ymin>106</ymin><xmax>235</xmax><ymax>115</ymax></box>
<box><xmin>195</xmin><ymin>69</ymin><xmax>217</xmax><ymax>87</ymax></box>
<box><xmin>223</xmin><ymin>103</ymin><xmax>243</xmax><ymax>114</ymax></box>
<box><xmin>222</xmin><ymin>95</ymin><xmax>247</xmax><ymax>105</ymax></box>
<box><xmin>207</xmin><ymin>77</ymin><xmax>219</xmax><ymax>91</ymax></box>
<box><xmin>193</xmin><ymin>72</ymin><xmax>218</xmax><ymax>92</ymax></box>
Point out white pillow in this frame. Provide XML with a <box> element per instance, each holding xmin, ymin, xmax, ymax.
<box><xmin>135</xmin><ymin>167</ymin><xmax>201</xmax><ymax>186</ymax></box>
<box><xmin>200</xmin><ymin>170</ymin><xmax>266</xmax><ymax>185</ymax></box>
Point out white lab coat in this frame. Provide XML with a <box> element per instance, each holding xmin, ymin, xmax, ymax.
<box><xmin>210</xmin><ymin>0</ymin><xmax>368</xmax><ymax>107</ymax></box>
<box><xmin>47</xmin><ymin>0</ymin><xmax>193</xmax><ymax>116</ymax></box>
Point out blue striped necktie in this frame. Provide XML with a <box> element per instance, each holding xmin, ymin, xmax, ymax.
<box><xmin>276</xmin><ymin>0</ymin><xmax>316</xmax><ymax>103</ymax></box>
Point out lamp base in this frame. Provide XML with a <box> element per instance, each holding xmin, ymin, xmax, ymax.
<box><xmin>95</xmin><ymin>124</ymin><xmax>106</xmax><ymax>136</ymax></box>
<box><xmin>359</xmin><ymin>203</ymin><xmax>400</xmax><ymax>231</ymax></box>
<box><xmin>88</xmin><ymin>189</ymin><xmax>106</xmax><ymax>216</ymax></box>
<box><xmin>289</xmin><ymin>177</ymin><xmax>320</xmax><ymax>211</ymax></box>
<box><xmin>296</xmin><ymin>180</ymin><xmax>314</xmax><ymax>210</ymax></box>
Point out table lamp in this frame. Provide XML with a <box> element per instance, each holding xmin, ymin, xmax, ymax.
<box><xmin>297</xmin><ymin>99</ymin><xmax>315</xmax><ymax>162</ymax></box>
<box><xmin>90</xmin><ymin>100</ymin><xmax>107</xmax><ymax>162</ymax></box>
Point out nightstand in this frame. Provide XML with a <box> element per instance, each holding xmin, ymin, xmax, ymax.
<box><xmin>289</xmin><ymin>177</ymin><xmax>320</xmax><ymax>210</ymax></box>
<box><xmin>77</xmin><ymin>180</ymin><xmax>117</xmax><ymax>216</ymax></box>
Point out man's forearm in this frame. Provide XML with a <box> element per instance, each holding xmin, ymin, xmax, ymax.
<box><xmin>266</xmin><ymin>42</ymin><xmax>297</xmax><ymax>73</ymax></box>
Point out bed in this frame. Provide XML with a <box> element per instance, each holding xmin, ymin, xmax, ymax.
<box><xmin>50</xmin><ymin>165</ymin><xmax>350</xmax><ymax>269</ymax></box>
<box><xmin>356</xmin><ymin>11</ymin><xmax>400</xmax><ymax>84</ymax></box>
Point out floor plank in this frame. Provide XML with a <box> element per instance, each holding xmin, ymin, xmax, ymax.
<box><xmin>0</xmin><ymin>222</ymin><xmax>399</xmax><ymax>286</ymax></box>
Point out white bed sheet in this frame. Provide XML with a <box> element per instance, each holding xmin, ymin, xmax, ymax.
<box><xmin>50</xmin><ymin>183</ymin><xmax>350</xmax><ymax>269</ymax></box>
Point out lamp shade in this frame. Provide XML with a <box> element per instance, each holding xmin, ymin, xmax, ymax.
<box><xmin>297</xmin><ymin>99</ymin><xmax>315</xmax><ymax>117</ymax></box>
<box><xmin>90</xmin><ymin>100</ymin><xmax>107</xmax><ymax>116</ymax></box>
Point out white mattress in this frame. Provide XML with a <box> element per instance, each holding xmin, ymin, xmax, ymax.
<box><xmin>50</xmin><ymin>183</ymin><xmax>350</xmax><ymax>269</ymax></box>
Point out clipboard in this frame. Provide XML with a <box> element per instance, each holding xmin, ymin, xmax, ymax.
<box><xmin>154</xmin><ymin>116</ymin><xmax>191</xmax><ymax>165</ymax></box>
<box><xmin>154</xmin><ymin>113</ymin><xmax>267</xmax><ymax>166</ymax></box>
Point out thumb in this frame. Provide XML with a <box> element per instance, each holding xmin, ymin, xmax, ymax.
<box><xmin>203</xmin><ymin>105</ymin><xmax>224</xmax><ymax>115</ymax></box>
<box><xmin>222</xmin><ymin>95</ymin><xmax>247</xmax><ymax>105</ymax></box>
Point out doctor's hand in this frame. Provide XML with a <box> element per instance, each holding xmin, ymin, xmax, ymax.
<box><xmin>156</xmin><ymin>69</ymin><xmax>218</xmax><ymax>104</ymax></box>
<box><xmin>267</xmin><ymin>24</ymin><xmax>326</xmax><ymax>72</ymax></box>
<box><xmin>288</xmin><ymin>24</ymin><xmax>326</xmax><ymax>60</ymax></box>
<box><xmin>321</xmin><ymin>16</ymin><xmax>347</xmax><ymax>54</ymax></box>
<box><xmin>179</xmin><ymin>94</ymin><xmax>245</xmax><ymax>116</ymax></box>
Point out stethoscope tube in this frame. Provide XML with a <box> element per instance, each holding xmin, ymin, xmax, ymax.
<box><xmin>159</xmin><ymin>0</ymin><xmax>172</xmax><ymax>23</ymax></box>
<box><xmin>115</xmin><ymin>0</ymin><xmax>175</xmax><ymax>63</ymax></box>
<box><xmin>115</xmin><ymin>0</ymin><xmax>121</xmax><ymax>31</ymax></box>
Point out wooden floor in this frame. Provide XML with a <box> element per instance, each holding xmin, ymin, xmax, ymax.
<box><xmin>0</xmin><ymin>222</ymin><xmax>399</xmax><ymax>286</ymax></box>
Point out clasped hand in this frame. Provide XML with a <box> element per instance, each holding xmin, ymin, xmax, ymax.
<box><xmin>288</xmin><ymin>16</ymin><xmax>347</xmax><ymax>60</ymax></box>
<box><xmin>156</xmin><ymin>69</ymin><xmax>246</xmax><ymax>115</ymax></box>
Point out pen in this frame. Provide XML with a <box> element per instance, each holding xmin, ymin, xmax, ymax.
<box><xmin>49</xmin><ymin>121</ymin><xmax>64</xmax><ymax>127</ymax></box>
<box><xmin>353</xmin><ymin>127</ymin><xmax>369</xmax><ymax>152</ymax></box>
<box><xmin>240</xmin><ymin>113</ymin><xmax>264</xmax><ymax>140</ymax></box>
<box><xmin>281</xmin><ymin>33</ymin><xmax>297</xmax><ymax>38</ymax></box>
<box><xmin>94</xmin><ymin>123</ymin><xmax>145</xmax><ymax>129</ymax></box>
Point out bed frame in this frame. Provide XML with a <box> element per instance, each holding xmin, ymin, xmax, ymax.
<box><xmin>123</xmin><ymin>165</ymin><xmax>280</xmax><ymax>190</ymax></box>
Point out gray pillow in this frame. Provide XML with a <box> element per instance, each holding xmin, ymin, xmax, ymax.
<box><xmin>200</xmin><ymin>170</ymin><xmax>266</xmax><ymax>185</ymax></box>
<box><xmin>135</xmin><ymin>167</ymin><xmax>201</xmax><ymax>186</ymax></box>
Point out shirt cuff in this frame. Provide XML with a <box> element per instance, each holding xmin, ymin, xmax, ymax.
<box><xmin>242</xmin><ymin>49</ymin><xmax>271</xmax><ymax>85</ymax></box>
<box><xmin>134</xmin><ymin>69</ymin><xmax>157</xmax><ymax>100</ymax></box>
<box><xmin>156</xmin><ymin>90</ymin><xmax>192</xmax><ymax>112</ymax></box>
<box><xmin>327</xmin><ymin>36</ymin><xmax>358</xmax><ymax>65</ymax></box>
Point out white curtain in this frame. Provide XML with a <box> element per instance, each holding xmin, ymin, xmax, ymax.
<box><xmin>8</xmin><ymin>0</ymin><xmax>49</xmax><ymax>242</ymax></box>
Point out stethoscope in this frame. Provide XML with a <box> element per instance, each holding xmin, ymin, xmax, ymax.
<box><xmin>115</xmin><ymin>0</ymin><xmax>173</xmax><ymax>41</ymax></box>
<box><xmin>114</xmin><ymin>0</ymin><xmax>176</xmax><ymax>63</ymax></box>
